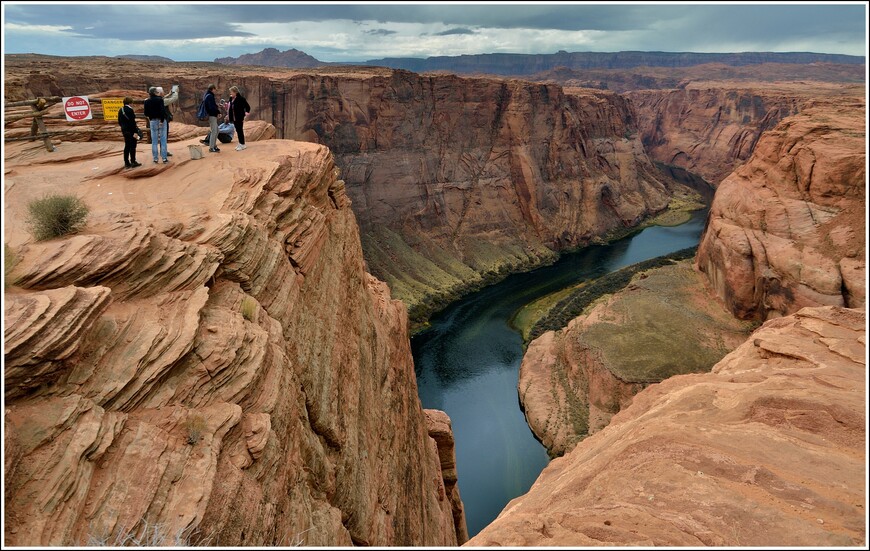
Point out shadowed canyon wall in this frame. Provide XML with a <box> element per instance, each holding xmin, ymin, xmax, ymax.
<box><xmin>626</xmin><ymin>83</ymin><xmax>865</xmax><ymax>186</ymax></box>
<box><xmin>297</xmin><ymin>74</ymin><xmax>674</xmax><ymax>325</ymax></box>
<box><xmin>4</xmin><ymin>138</ymin><xmax>466</xmax><ymax>546</ymax></box>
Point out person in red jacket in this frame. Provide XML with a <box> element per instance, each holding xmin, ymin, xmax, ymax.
<box><xmin>226</xmin><ymin>86</ymin><xmax>251</xmax><ymax>151</ymax></box>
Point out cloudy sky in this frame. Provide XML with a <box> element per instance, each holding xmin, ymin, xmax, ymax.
<box><xmin>2</xmin><ymin>2</ymin><xmax>867</xmax><ymax>63</ymax></box>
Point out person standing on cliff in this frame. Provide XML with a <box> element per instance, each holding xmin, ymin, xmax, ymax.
<box><xmin>203</xmin><ymin>84</ymin><xmax>221</xmax><ymax>153</ymax></box>
<box><xmin>117</xmin><ymin>96</ymin><xmax>143</xmax><ymax>169</ymax></box>
<box><xmin>143</xmin><ymin>86</ymin><xmax>169</xmax><ymax>163</ymax></box>
<box><xmin>156</xmin><ymin>87</ymin><xmax>173</xmax><ymax>158</ymax></box>
<box><xmin>226</xmin><ymin>85</ymin><xmax>251</xmax><ymax>151</ymax></box>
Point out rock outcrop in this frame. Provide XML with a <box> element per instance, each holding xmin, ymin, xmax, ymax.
<box><xmin>519</xmin><ymin>260</ymin><xmax>753</xmax><ymax>457</ymax></box>
<box><xmin>3</xmin><ymin>135</ymin><xmax>466</xmax><ymax>546</ymax></box>
<box><xmin>696</xmin><ymin>98</ymin><xmax>866</xmax><ymax>321</ymax></box>
<box><xmin>215</xmin><ymin>48</ymin><xmax>324</xmax><ymax>68</ymax></box>
<box><xmin>471</xmin><ymin>306</ymin><xmax>866</xmax><ymax>547</ymax></box>
<box><xmin>3</xmin><ymin>56</ymin><xmax>676</xmax><ymax>326</ymax></box>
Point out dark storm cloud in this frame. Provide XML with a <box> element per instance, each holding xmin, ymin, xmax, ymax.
<box><xmin>3</xmin><ymin>4</ymin><xmax>662</xmax><ymax>38</ymax></box>
<box><xmin>433</xmin><ymin>28</ymin><xmax>477</xmax><ymax>36</ymax></box>
<box><xmin>650</xmin><ymin>4</ymin><xmax>867</xmax><ymax>52</ymax></box>
<box><xmin>364</xmin><ymin>29</ymin><xmax>397</xmax><ymax>36</ymax></box>
<box><xmin>4</xmin><ymin>4</ymin><xmax>254</xmax><ymax>40</ymax></box>
<box><xmin>3</xmin><ymin>2</ymin><xmax>866</xmax><ymax>57</ymax></box>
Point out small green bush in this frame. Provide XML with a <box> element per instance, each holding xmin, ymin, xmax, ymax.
<box><xmin>26</xmin><ymin>194</ymin><xmax>89</xmax><ymax>241</ymax></box>
<box><xmin>4</xmin><ymin>244</ymin><xmax>18</xmax><ymax>289</ymax></box>
<box><xmin>240</xmin><ymin>296</ymin><xmax>257</xmax><ymax>322</ymax></box>
<box><xmin>185</xmin><ymin>414</ymin><xmax>207</xmax><ymax>445</ymax></box>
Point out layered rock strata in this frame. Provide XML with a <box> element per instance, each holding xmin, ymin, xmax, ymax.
<box><xmin>627</xmin><ymin>83</ymin><xmax>864</xmax><ymax>186</ymax></box>
<box><xmin>299</xmin><ymin>77</ymin><xmax>673</xmax><ymax>324</ymax></box>
<box><xmin>472</xmin><ymin>306</ymin><xmax>866</xmax><ymax>547</ymax></box>
<box><xmin>696</xmin><ymin>99</ymin><xmax>866</xmax><ymax>321</ymax></box>
<box><xmin>3</xmin><ymin>137</ymin><xmax>465</xmax><ymax>546</ymax></box>
<box><xmin>519</xmin><ymin>260</ymin><xmax>753</xmax><ymax>457</ymax></box>
<box><xmin>4</xmin><ymin>56</ymin><xmax>674</xmax><ymax>325</ymax></box>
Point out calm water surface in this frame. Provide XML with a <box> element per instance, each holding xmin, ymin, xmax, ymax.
<box><xmin>411</xmin><ymin>209</ymin><xmax>709</xmax><ymax>537</ymax></box>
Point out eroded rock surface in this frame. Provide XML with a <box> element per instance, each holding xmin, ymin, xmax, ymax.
<box><xmin>4</xmin><ymin>136</ymin><xmax>465</xmax><ymax>546</ymax></box>
<box><xmin>696</xmin><ymin>98</ymin><xmax>866</xmax><ymax>321</ymax></box>
<box><xmin>627</xmin><ymin>82</ymin><xmax>864</xmax><ymax>186</ymax></box>
<box><xmin>519</xmin><ymin>260</ymin><xmax>753</xmax><ymax>457</ymax></box>
<box><xmin>472</xmin><ymin>306</ymin><xmax>866</xmax><ymax>547</ymax></box>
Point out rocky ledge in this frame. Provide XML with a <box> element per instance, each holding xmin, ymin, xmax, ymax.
<box><xmin>472</xmin><ymin>306</ymin><xmax>865</xmax><ymax>547</ymax></box>
<box><xmin>3</xmin><ymin>132</ymin><xmax>466</xmax><ymax>546</ymax></box>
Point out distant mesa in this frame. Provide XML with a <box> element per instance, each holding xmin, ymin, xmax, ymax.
<box><xmin>363</xmin><ymin>50</ymin><xmax>866</xmax><ymax>75</ymax></box>
<box><xmin>115</xmin><ymin>54</ymin><xmax>175</xmax><ymax>63</ymax></box>
<box><xmin>214</xmin><ymin>47</ymin><xmax>324</xmax><ymax>68</ymax></box>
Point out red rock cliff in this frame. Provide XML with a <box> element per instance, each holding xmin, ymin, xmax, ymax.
<box><xmin>696</xmin><ymin>98</ymin><xmax>866</xmax><ymax>321</ymax></box>
<box><xmin>627</xmin><ymin>82</ymin><xmax>864</xmax><ymax>186</ymax></box>
<box><xmin>3</xmin><ymin>136</ymin><xmax>466</xmax><ymax>546</ymax></box>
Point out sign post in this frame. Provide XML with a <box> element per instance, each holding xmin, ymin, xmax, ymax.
<box><xmin>62</xmin><ymin>96</ymin><xmax>92</xmax><ymax>122</ymax></box>
<box><xmin>101</xmin><ymin>98</ymin><xmax>124</xmax><ymax>121</ymax></box>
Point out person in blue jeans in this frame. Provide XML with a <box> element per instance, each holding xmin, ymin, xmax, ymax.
<box><xmin>202</xmin><ymin>84</ymin><xmax>222</xmax><ymax>153</ymax></box>
<box><xmin>143</xmin><ymin>86</ymin><xmax>169</xmax><ymax>163</ymax></box>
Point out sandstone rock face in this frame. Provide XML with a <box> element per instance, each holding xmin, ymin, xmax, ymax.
<box><xmin>627</xmin><ymin>82</ymin><xmax>864</xmax><ymax>186</ymax></box>
<box><xmin>306</xmin><ymin>76</ymin><xmax>672</xmax><ymax>323</ymax></box>
<box><xmin>3</xmin><ymin>56</ymin><xmax>673</xmax><ymax>325</ymax></box>
<box><xmin>628</xmin><ymin>86</ymin><xmax>802</xmax><ymax>185</ymax></box>
<box><xmin>519</xmin><ymin>260</ymin><xmax>752</xmax><ymax>457</ymax></box>
<box><xmin>696</xmin><ymin>99</ymin><xmax>866</xmax><ymax>321</ymax></box>
<box><xmin>4</xmin><ymin>136</ymin><xmax>465</xmax><ymax>546</ymax></box>
<box><xmin>471</xmin><ymin>306</ymin><xmax>866</xmax><ymax>547</ymax></box>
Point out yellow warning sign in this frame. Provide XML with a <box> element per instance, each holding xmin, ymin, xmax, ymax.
<box><xmin>101</xmin><ymin>98</ymin><xmax>124</xmax><ymax>121</ymax></box>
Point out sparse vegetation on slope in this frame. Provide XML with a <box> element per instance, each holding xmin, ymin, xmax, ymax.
<box><xmin>26</xmin><ymin>193</ymin><xmax>89</xmax><ymax>241</ymax></box>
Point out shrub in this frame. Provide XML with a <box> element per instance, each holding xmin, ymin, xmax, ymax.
<box><xmin>185</xmin><ymin>414</ymin><xmax>207</xmax><ymax>445</ymax></box>
<box><xmin>26</xmin><ymin>193</ymin><xmax>89</xmax><ymax>241</ymax></box>
<box><xmin>87</xmin><ymin>519</ymin><xmax>204</xmax><ymax>547</ymax></box>
<box><xmin>4</xmin><ymin>244</ymin><xmax>18</xmax><ymax>289</ymax></box>
<box><xmin>240</xmin><ymin>296</ymin><xmax>257</xmax><ymax>322</ymax></box>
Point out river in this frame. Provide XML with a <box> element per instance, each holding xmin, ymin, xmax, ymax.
<box><xmin>411</xmin><ymin>207</ymin><xmax>710</xmax><ymax>537</ymax></box>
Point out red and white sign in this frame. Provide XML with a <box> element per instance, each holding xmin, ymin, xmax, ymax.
<box><xmin>62</xmin><ymin>96</ymin><xmax>92</xmax><ymax>122</ymax></box>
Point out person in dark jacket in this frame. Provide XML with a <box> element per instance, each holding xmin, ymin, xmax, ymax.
<box><xmin>117</xmin><ymin>96</ymin><xmax>143</xmax><ymax>168</ymax></box>
<box><xmin>226</xmin><ymin>86</ymin><xmax>251</xmax><ymax>151</ymax></box>
<box><xmin>203</xmin><ymin>84</ymin><xmax>221</xmax><ymax>152</ymax></box>
<box><xmin>143</xmin><ymin>86</ymin><xmax>169</xmax><ymax>163</ymax></box>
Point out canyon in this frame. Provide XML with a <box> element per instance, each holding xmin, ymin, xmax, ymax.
<box><xmin>3</xmin><ymin>54</ymin><xmax>866</xmax><ymax>546</ymax></box>
<box><xmin>516</xmin><ymin>93</ymin><xmax>865</xmax><ymax>452</ymax></box>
